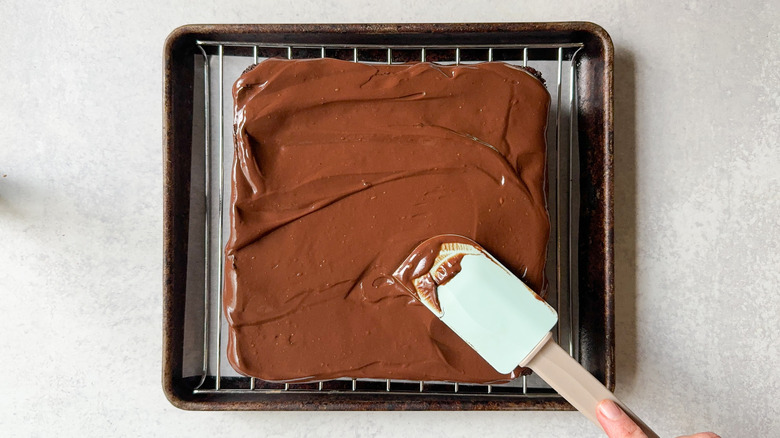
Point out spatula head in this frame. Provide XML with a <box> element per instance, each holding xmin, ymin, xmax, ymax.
<box><xmin>393</xmin><ymin>235</ymin><xmax>558</xmax><ymax>374</ymax></box>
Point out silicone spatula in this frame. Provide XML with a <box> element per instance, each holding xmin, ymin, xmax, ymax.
<box><xmin>393</xmin><ymin>235</ymin><xmax>658</xmax><ymax>438</ymax></box>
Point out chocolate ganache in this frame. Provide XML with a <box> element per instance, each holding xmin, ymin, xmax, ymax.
<box><xmin>224</xmin><ymin>58</ymin><xmax>550</xmax><ymax>383</ymax></box>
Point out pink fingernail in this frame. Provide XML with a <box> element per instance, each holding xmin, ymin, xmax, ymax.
<box><xmin>599</xmin><ymin>400</ymin><xmax>622</xmax><ymax>420</ymax></box>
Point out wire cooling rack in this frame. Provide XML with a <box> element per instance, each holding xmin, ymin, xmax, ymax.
<box><xmin>182</xmin><ymin>40</ymin><xmax>584</xmax><ymax>398</ymax></box>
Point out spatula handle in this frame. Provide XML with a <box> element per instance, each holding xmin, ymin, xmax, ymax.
<box><xmin>526</xmin><ymin>334</ymin><xmax>659</xmax><ymax>438</ymax></box>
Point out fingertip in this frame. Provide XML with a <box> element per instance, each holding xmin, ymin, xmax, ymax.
<box><xmin>597</xmin><ymin>399</ymin><xmax>623</xmax><ymax>420</ymax></box>
<box><xmin>596</xmin><ymin>400</ymin><xmax>647</xmax><ymax>438</ymax></box>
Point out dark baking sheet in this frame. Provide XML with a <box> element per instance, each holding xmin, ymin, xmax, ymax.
<box><xmin>162</xmin><ymin>22</ymin><xmax>613</xmax><ymax>410</ymax></box>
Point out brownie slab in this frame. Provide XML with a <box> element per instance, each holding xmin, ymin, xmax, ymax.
<box><xmin>225</xmin><ymin>58</ymin><xmax>550</xmax><ymax>383</ymax></box>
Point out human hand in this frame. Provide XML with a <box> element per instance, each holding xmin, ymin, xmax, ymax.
<box><xmin>596</xmin><ymin>400</ymin><xmax>720</xmax><ymax>438</ymax></box>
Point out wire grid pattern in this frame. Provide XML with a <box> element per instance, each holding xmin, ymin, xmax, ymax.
<box><xmin>189</xmin><ymin>40</ymin><xmax>584</xmax><ymax>397</ymax></box>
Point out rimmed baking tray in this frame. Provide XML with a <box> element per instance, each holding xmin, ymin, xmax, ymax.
<box><xmin>163</xmin><ymin>22</ymin><xmax>613</xmax><ymax>410</ymax></box>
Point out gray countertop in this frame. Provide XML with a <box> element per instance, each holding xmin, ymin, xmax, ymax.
<box><xmin>2</xmin><ymin>1</ymin><xmax>778</xmax><ymax>436</ymax></box>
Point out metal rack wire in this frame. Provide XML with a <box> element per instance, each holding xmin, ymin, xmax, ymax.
<box><xmin>188</xmin><ymin>40</ymin><xmax>584</xmax><ymax>397</ymax></box>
